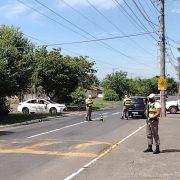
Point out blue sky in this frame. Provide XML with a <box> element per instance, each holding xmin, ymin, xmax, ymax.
<box><xmin>0</xmin><ymin>0</ymin><xmax>179</xmax><ymax>81</ymax></box>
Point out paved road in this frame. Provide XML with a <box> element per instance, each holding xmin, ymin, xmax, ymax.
<box><xmin>0</xmin><ymin>105</ymin><xmax>147</xmax><ymax>180</ymax></box>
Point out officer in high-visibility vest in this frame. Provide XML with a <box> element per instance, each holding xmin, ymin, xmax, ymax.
<box><xmin>85</xmin><ymin>95</ymin><xmax>93</xmax><ymax>121</ymax></box>
<box><xmin>143</xmin><ymin>93</ymin><xmax>161</xmax><ymax>154</ymax></box>
<box><xmin>121</xmin><ymin>95</ymin><xmax>131</xmax><ymax>120</ymax></box>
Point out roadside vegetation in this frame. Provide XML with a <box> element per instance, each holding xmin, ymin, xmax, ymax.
<box><xmin>0</xmin><ymin>98</ymin><xmax>122</xmax><ymax>125</ymax></box>
<box><xmin>0</xmin><ymin>25</ymin><xmax>179</xmax><ymax>120</ymax></box>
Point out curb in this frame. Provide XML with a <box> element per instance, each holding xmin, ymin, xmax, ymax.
<box><xmin>0</xmin><ymin>116</ymin><xmax>62</xmax><ymax>129</ymax></box>
<box><xmin>0</xmin><ymin>106</ymin><xmax>117</xmax><ymax>129</ymax></box>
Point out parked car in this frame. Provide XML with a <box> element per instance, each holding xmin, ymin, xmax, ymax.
<box><xmin>166</xmin><ymin>99</ymin><xmax>180</xmax><ymax>114</ymax></box>
<box><xmin>18</xmin><ymin>98</ymin><xmax>67</xmax><ymax>114</ymax></box>
<box><xmin>128</xmin><ymin>96</ymin><xmax>147</xmax><ymax>118</ymax></box>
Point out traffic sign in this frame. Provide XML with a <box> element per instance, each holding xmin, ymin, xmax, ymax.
<box><xmin>158</xmin><ymin>78</ymin><xmax>167</xmax><ymax>90</ymax></box>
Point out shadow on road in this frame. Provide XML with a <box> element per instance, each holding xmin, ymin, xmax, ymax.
<box><xmin>0</xmin><ymin>131</ymin><xmax>14</xmax><ymax>136</ymax></box>
<box><xmin>161</xmin><ymin>149</ymin><xmax>180</xmax><ymax>153</ymax></box>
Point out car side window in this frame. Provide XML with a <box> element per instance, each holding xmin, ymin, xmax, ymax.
<box><xmin>39</xmin><ymin>100</ymin><xmax>45</xmax><ymax>104</ymax></box>
<box><xmin>27</xmin><ymin>100</ymin><xmax>36</xmax><ymax>103</ymax></box>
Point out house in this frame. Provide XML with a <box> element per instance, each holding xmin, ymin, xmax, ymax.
<box><xmin>85</xmin><ymin>86</ymin><xmax>104</xmax><ymax>98</ymax></box>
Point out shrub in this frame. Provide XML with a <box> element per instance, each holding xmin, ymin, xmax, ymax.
<box><xmin>103</xmin><ymin>89</ymin><xmax>119</xmax><ymax>101</ymax></box>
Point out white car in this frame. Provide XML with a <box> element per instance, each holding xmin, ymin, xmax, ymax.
<box><xmin>166</xmin><ymin>99</ymin><xmax>180</xmax><ymax>114</ymax></box>
<box><xmin>18</xmin><ymin>98</ymin><xmax>67</xmax><ymax>114</ymax></box>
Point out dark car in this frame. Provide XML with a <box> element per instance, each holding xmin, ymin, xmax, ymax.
<box><xmin>128</xmin><ymin>96</ymin><xmax>147</xmax><ymax>118</ymax></box>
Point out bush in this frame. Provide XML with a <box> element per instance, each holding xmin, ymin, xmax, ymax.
<box><xmin>70</xmin><ymin>87</ymin><xmax>86</xmax><ymax>104</ymax></box>
<box><xmin>103</xmin><ymin>89</ymin><xmax>119</xmax><ymax>101</ymax></box>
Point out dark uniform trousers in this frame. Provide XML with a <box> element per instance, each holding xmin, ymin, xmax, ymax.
<box><xmin>86</xmin><ymin>106</ymin><xmax>92</xmax><ymax>120</ymax></box>
<box><xmin>146</xmin><ymin>119</ymin><xmax>160</xmax><ymax>146</ymax></box>
<box><xmin>122</xmin><ymin>106</ymin><xmax>129</xmax><ymax>117</ymax></box>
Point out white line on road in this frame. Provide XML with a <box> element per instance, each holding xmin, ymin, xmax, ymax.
<box><xmin>27</xmin><ymin>121</ymin><xmax>87</xmax><ymax>139</ymax></box>
<box><xmin>64</xmin><ymin>124</ymin><xmax>146</xmax><ymax>180</ymax></box>
<box><xmin>112</xmin><ymin>112</ymin><xmax>121</xmax><ymax>115</ymax></box>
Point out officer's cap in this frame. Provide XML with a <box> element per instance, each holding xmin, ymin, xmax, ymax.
<box><xmin>148</xmin><ymin>93</ymin><xmax>155</xmax><ymax>99</ymax></box>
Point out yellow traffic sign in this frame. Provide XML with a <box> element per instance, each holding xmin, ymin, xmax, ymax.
<box><xmin>158</xmin><ymin>78</ymin><xmax>167</xmax><ymax>90</ymax></box>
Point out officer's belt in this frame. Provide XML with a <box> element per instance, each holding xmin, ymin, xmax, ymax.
<box><xmin>150</xmin><ymin>118</ymin><xmax>159</xmax><ymax>121</ymax></box>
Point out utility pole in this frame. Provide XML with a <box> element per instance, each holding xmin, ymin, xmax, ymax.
<box><xmin>129</xmin><ymin>73</ymin><xmax>134</xmax><ymax>79</ymax></box>
<box><xmin>159</xmin><ymin>0</ymin><xmax>166</xmax><ymax>117</ymax></box>
<box><xmin>178</xmin><ymin>58</ymin><xmax>180</xmax><ymax>97</ymax></box>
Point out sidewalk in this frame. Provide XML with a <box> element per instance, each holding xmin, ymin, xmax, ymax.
<box><xmin>73</xmin><ymin>113</ymin><xmax>180</xmax><ymax>180</ymax></box>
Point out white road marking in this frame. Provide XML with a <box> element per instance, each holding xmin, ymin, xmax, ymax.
<box><xmin>112</xmin><ymin>112</ymin><xmax>121</xmax><ymax>115</ymax></box>
<box><xmin>64</xmin><ymin>124</ymin><xmax>146</xmax><ymax>180</ymax></box>
<box><xmin>27</xmin><ymin>121</ymin><xmax>87</xmax><ymax>139</ymax></box>
<box><xmin>102</xmin><ymin>112</ymin><xmax>108</xmax><ymax>115</ymax></box>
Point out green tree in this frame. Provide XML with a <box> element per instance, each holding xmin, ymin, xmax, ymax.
<box><xmin>33</xmin><ymin>48</ymin><xmax>97</xmax><ymax>103</ymax></box>
<box><xmin>0</xmin><ymin>25</ymin><xmax>34</xmax><ymax>115</ymax></box>
<box><xmin>101</xmin><ymin>71</ymin><xmax>130</xmax><ymax>99</ymax></box>
<box><xmin>103</xmin><ymin>89</ymin><xmax>119</xmax><ymax>101</ymax></box>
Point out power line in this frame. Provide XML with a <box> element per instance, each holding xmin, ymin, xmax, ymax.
<box><xmin>37</xmin><ymin>31</ymin><xmax>156</xmax><ymax>46</ymax></box>
<box><xmin>61</xmin><ymin>0</ymin><xmax>153</xmax><ymax>55</ymax></box>
<box><xmin>132</xmin><ymin>0</ymin><xmax>159</xmax><ymax>28</ymax></box>
<box><xmin>150</xmin><ymin>0</ymin><xmax>160</xmax><ymax>13</ymax></box>
<box><xmin>85</xmin><ymin>0</ymin><xmax>157</xmax><ymax>57</ymax></box>
<box><xmin>144</xmin><ymin>0</ymin><xmax>158</xmax><ymax>19</ymax></box>
<box><xmin>121</xmin><ymin>0</ymin><xmax>158</xmax><ymax>42</ymax></box>
<box><xmin>136</xmin><ymin>0</ymin><xmax>159</xmax><ymax>32</ymax></box>
<box><xmin>22</xmin><ymin>33</ymin><xmax>153</xmax><ymax>70</ymax></box>
<box><xmin>168</xmin><ymin>37</ymin><xmax>180</xmax><ymax>44</ymax></box>
<box><xmin>17</xmin><ymin>0</ymin><xmax>118</xmax><ymax>53</ymax></box>
<box><xmin>19</xmin><ymin>0</ymin><xmax>158</xmax><ymax>68</ymax></box>
<box><xmin>112</xmin><ymin>0</ymin><xmax>157</xmax><ymax>46</ymax></box>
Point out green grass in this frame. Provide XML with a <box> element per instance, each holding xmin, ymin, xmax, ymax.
<box><xmin>0</xmin><ymin>113</ymin><xmax>61</xmax><ymax>125</ymax></box>
<box><xmin>67</xmin><ymin>98</ymin><xmax>122</xmax><ymax>111</ymax></box>
<box><xmin>0</xmin><ymin>97</ymin><xmax>122</xmax><ymax>126</ymax></box>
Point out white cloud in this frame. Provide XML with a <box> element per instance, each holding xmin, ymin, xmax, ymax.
<box><xmin>0</xmin><ymin>3</ymin><xmax>29</xmax><ymax>19</ymax></box>
<box><xmin>59</xmin><ymin>0</ymin><xmax>122</xmax><ymax>10</ymax></box>
<box><xmin>171</xmin><ymin>9</ymin><xmax>180</xmax><ymax>13</ymax></box>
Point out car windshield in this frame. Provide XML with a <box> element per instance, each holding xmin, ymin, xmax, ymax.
<box><xmin>45</xmin><ymin>99</ymin><xmax>57</xmax><ymax>104</ymax></box>
<box><xmin>130</xmin><ymin>97</ymin><xmax>145</xmax><ymax>103</ymax></box>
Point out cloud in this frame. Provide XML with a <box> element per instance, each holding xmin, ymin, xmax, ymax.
<box><xmin>59</xmin><ymin>0</ymin><xmax>122</xmax><ymax>10</ymax></box>
<box><xmin>171</xmin><ymin>9</ymin><xmax>180</xmax><ymax>13</ymax></box>
<box><xmin>0</xmin><ymin>2</ymin><xmax>29</xmax><ymax>19</ymax></box>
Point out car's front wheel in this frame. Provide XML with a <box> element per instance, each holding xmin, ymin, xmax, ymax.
<box><xmin>169</xmin><ymin>106</ymin><xmax>178</xmax><ymax>114</ymax></box>
<box><xmin>22</xmin><ymin>107</ymin><xmax>29</xmax><ymax>114</ymax></box>
<box><xmin>50</xmin><ymin>107</ymin><xmax>57</xmax><ymax>114</ymax></box>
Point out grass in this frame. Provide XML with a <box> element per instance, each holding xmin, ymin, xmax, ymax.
<box><xmin>67</xmin><ymin>97</ymin><xmax>122</xmax><ymax>111</ymax></box>
<box><xmin>0</xmin><ymin>97</ymin><xmax>122</xmax><ymax>126</ymax></box>
<box><xmin>0</xmin><ymin>113</ymin><xmax>61</xmax><ymax>125</ymax></box>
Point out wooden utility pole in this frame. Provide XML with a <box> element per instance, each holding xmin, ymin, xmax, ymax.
<box><xmin>159</xmin><ymin>0</ymin><xmax>166</xmax><ymax>117</ymax></box>
<box><xmin>178</xmin><ymin>58</ymin><xmax>180</xmax><ymax>97</ymax></box>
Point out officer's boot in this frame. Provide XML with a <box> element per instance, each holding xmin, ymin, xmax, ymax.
<box><xmin>121</xmin><ymin>114</ymin><xmax>124</xmax><ymax>119</ymax></box>
<box><xmin>143</xmin><ymin>145</ymin><xmax>153</xmax><ymax>152</ymax></box>
<box><xmin>153</xmin><ymin>145</ymin><xmax>160</xmax><ymax>154</ymax></box>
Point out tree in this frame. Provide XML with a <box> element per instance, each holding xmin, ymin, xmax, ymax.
<box><xmin>73</xmin><ymin>56</ymin><xmax>97</xmax><ymax>91</ymax></box>
<box><xmin>0</xmin><ymin>25</ymin><xmax>34</xmax><ymax>115</ymax></box>
<box><xmin>33</xmin><ymin>47</ymin><xmax>97</xmax><ymax>102</ymax></box>
<box><xmin>101</xmin><ymin>71</ymin><xmax>130</xmax><ymax>99</ymax></box>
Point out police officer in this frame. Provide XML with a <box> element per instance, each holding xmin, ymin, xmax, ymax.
<box><xmin>85</xmin><ymin>95</ymin><xmax>93</xmax><ymax>121</ymax></box>
<box><xmin>121</xmin><ymin>95</ymin><xmax>131</xmax><ymax>120</ymax></box>
<box><xmin>144</xmin><ymin>93</ymin><xmax>161</xmax><ymax>154</ymax></box>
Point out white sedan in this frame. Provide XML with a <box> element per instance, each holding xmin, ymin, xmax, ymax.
<box><xmin>17</xmin><ymin>98</ymin><xmax>67</xmax><ymax>114</ymax></box>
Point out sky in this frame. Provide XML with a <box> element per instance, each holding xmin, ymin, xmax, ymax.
<box><xmin>0</xmin><ymin>0</ymin><xmax>179</xmax><ymax>81</ymax></box>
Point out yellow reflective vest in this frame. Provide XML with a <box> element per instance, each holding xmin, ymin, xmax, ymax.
<box><xmin>125</xmin><ymin>97</ymin><xmax>131</xmax><ymax>107</ymax></box>
<box><xmin>87</xmin><ymin>99</ymin><xmax>93</xmax><ymax>107</ymax></box>
<box><xmin>148</xmin><ymin>102</ymin><xmax>157</xmax><ymax>118</ymax></box>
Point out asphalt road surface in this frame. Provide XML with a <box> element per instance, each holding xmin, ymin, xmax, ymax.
<box><xmin>0</xmin><ymin>96</ymin><xmax>178</xmax><ymax>180</ymax></box>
